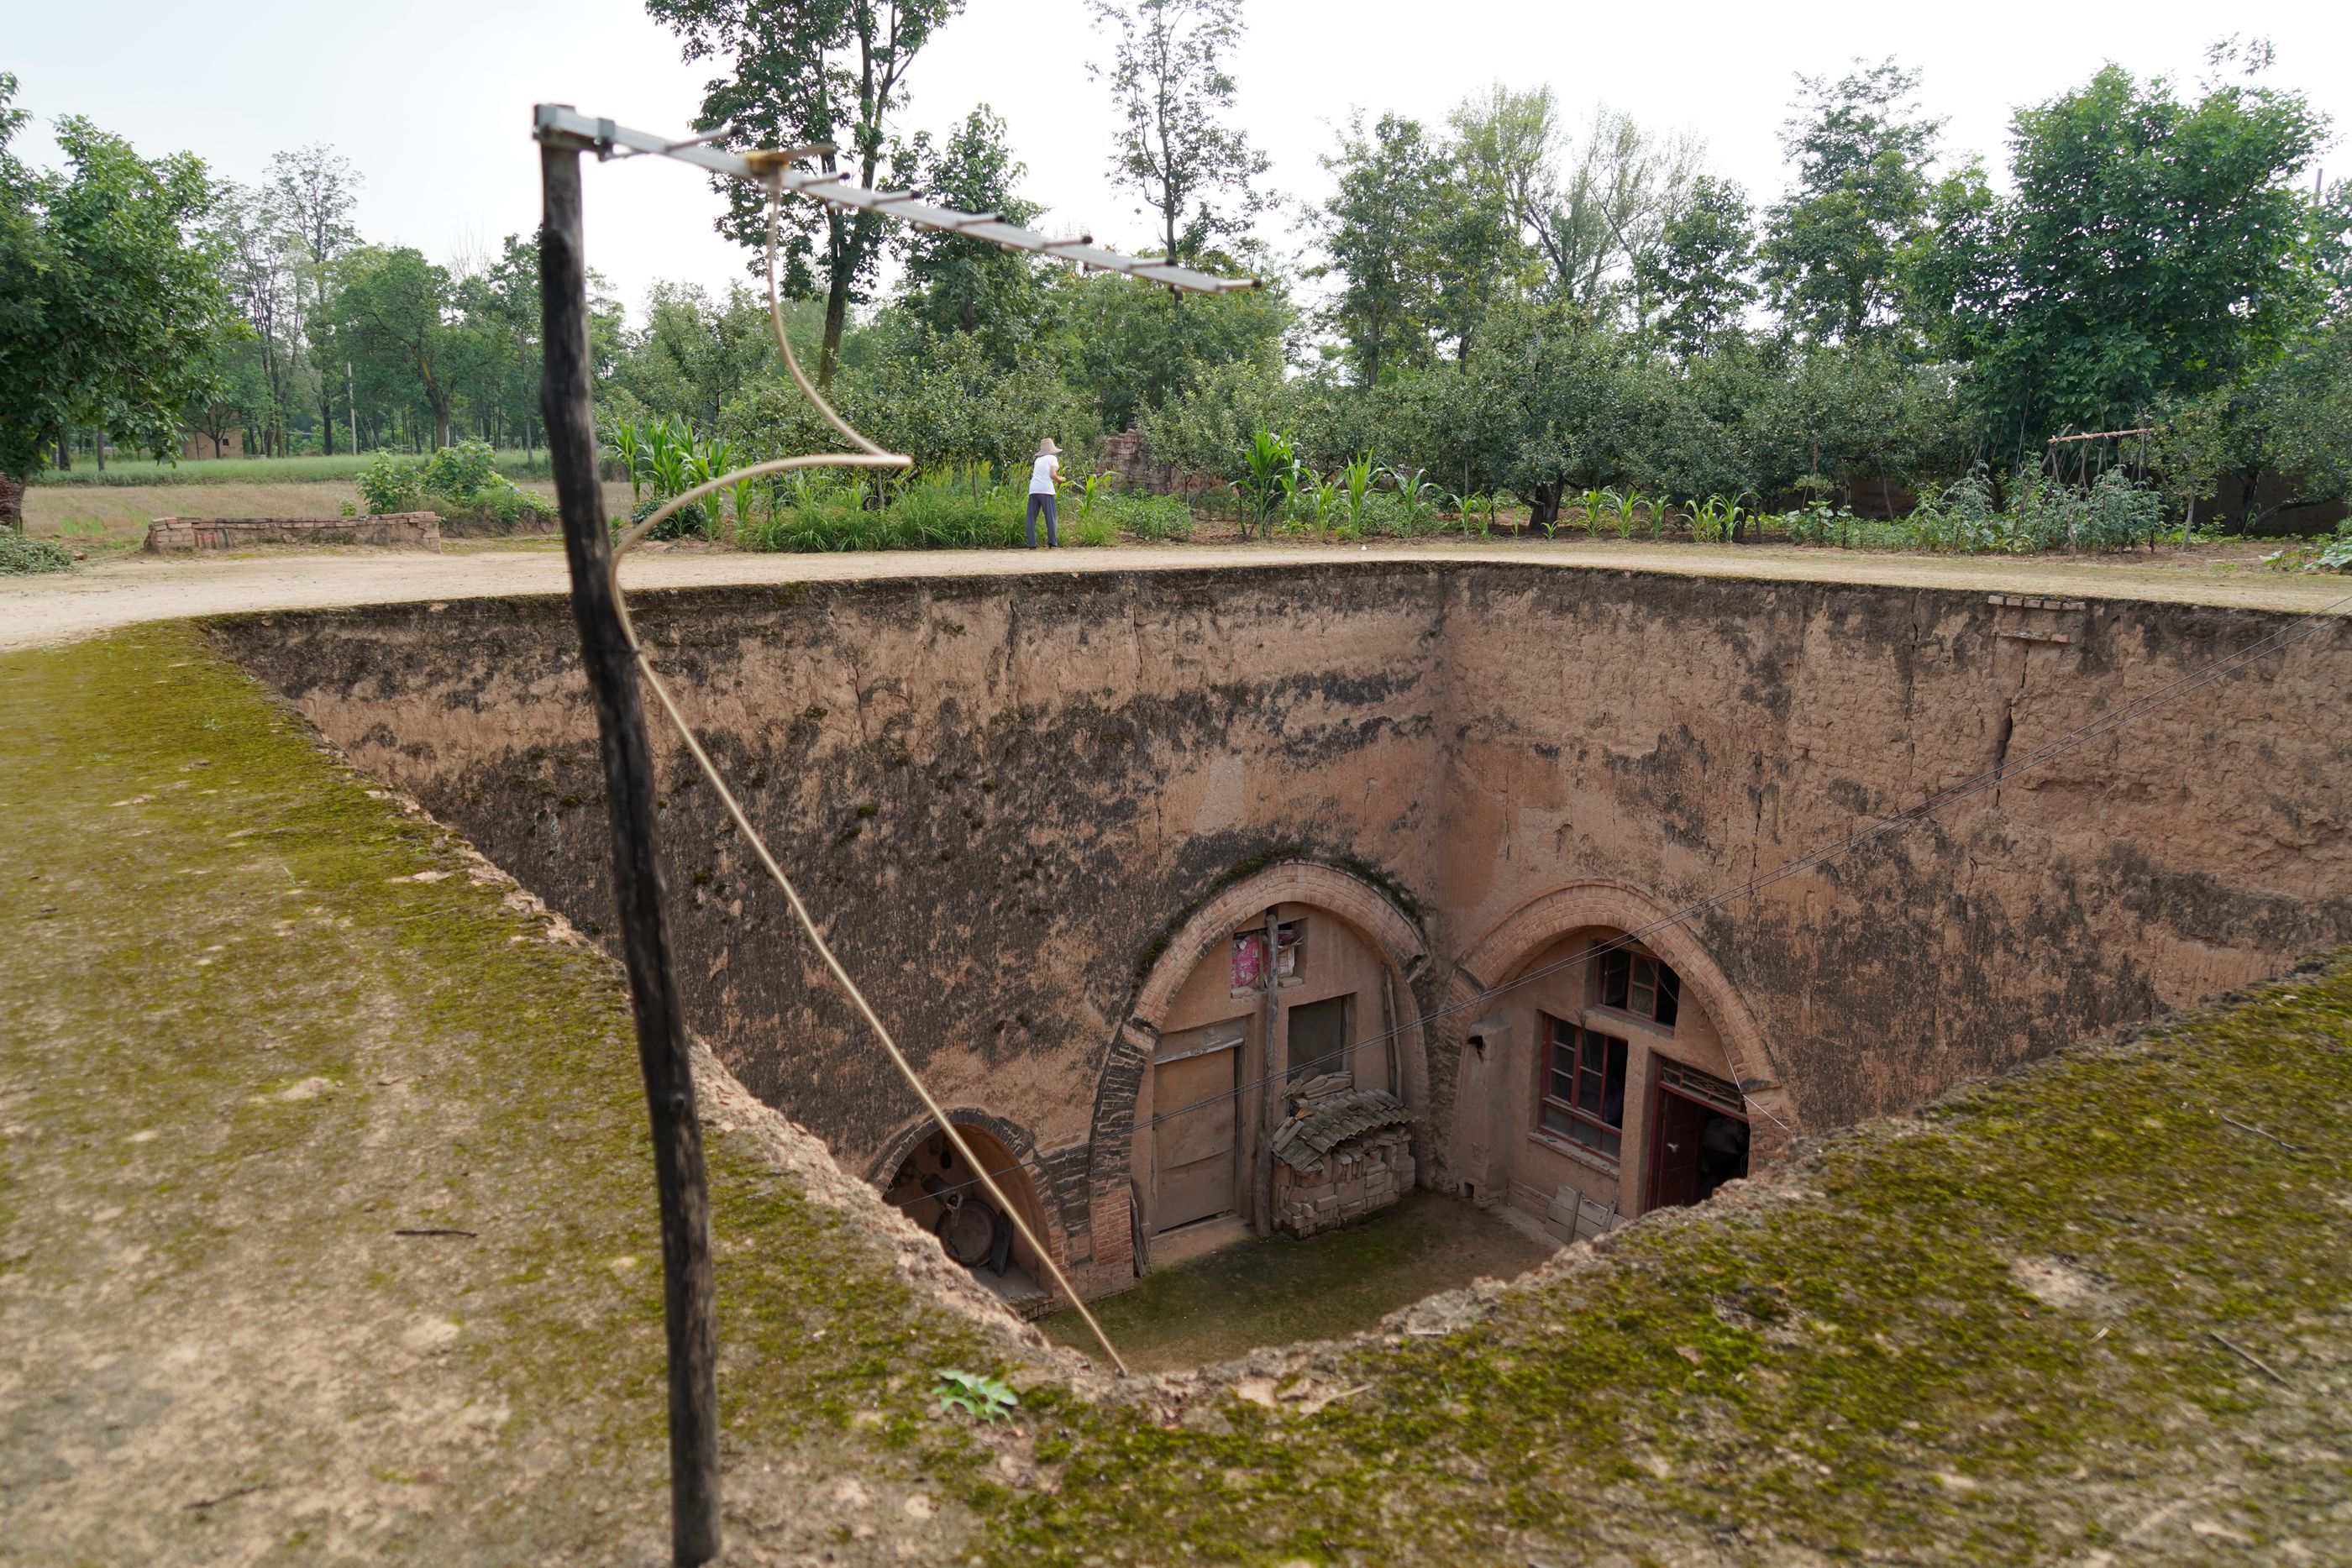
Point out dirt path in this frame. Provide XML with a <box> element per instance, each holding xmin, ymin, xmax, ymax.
<box><xmin>7</xmin><ymin>537</ymin><xmax>2346</xmax><ymax>651</ymax></box>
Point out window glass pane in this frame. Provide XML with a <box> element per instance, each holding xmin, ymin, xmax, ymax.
<box><xmin>1540</xmin><ymin>1103</ymin><xmax>1571</xmax><ymax>1137</ymax></box>
<box><xmin>1598</xmin><ymin>950</ymin><xmax>1629</xmax><ymax>1009</ymax></box>
<box><xmin>1656</xmin><ymin>967</ymin><xmax>1680</xmax><ymax>1028</ymax></box>
<box><xmin>1550</xmin><ymin>1062</ymin><xmax>1575</xmax><ymax>1102</ymax></box>
<box><xmin>1600</xmin><ymin>1035</ymin><xmax>1628</xmax><ymax>1126</ymax></box>
<box><xmin>1598</xmin><ymin>1128</ymin><xmax>1622</xmax><ymax>1160</ymax></box>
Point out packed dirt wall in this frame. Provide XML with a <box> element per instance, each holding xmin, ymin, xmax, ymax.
<box><xmin>213</xmin><ymin>562</ymin><xmax>2352</xmax><ymax>1293</ymax></box>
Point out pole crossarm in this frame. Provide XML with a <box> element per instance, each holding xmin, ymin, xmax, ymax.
<box><xmin>533</xmin><ymin>103</ymin><xmax>1259</xmax><ymax>297</ymax></box>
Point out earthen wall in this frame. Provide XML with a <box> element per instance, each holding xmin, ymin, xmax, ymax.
<box><xmin>213</xmin><ymin>564</ymin><xmax>2352</xmax><ymax>1294</ymax></box>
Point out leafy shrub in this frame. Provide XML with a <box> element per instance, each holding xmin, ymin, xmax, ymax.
<box><xmin>0</xmin><ymin>531</ymin><xmax>74</xmax><ymax>574</ymax></box>
<box><xmin>1101</xmin><ymin>492</ymin><xmax>1194</xmax><ymax>541</ymax></box>
<box><xmin>356</xmin><ymin>452</ymin><xmax>427</xmax><ymax>516</ymax></box>
<box><xmin>629</xmin><ymin>493</ymin><xmax>712</xmax><ymax>542</ymax></box>
<box><xmin>473</xmin><ymin>486</ymin><xmax>553</xmax><ymax>532</ymax></box>
<box><xmin>932</xmin><ymin>1368</ymin><xmax>1017</xmax><ymax>1424</ymax></box>
<box><xmin>422</xmin><ymin>439</ymin><xmax>501</xmax><ymax>504</ymax></box>
<box><xmin>2077</xmin><ymin>469</ymin><xmax>2166</xmax><ymax>551</ymax></box>
<box><xmin>1065</xmin><ymin>511</ymin><xmax>1118</xmax><ymax>547</ymax></box>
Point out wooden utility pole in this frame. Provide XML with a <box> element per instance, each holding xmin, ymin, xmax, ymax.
<box><xmin>536</xmin><ymin>121</ymin><xmax>722</xmax><ymax>1568</ymax></box>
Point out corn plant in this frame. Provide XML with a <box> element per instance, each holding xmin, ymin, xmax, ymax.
<box><xmin>1383</xmin><ymin>464</ymin><xmax>1440</xmax><ymax>534</ymax></box>
<box><xmin>1341</xmin><ymin>454</ymin><xmax>1377</xmax><ymax>533</ymax></box>
<box><xmin>1485</xmin><ymin>490</ymin><xmax>1516</xmax><ymax>535</ymax></box>
<box><xmin>1443</xmin><ymin>491</ymin><xmax>1480</xmax><ymax>538</ymax></box>
<box><xmin>1574</xmin><ymin>486</ymin><xmax>1610</xmax><ymax>538</ymax></box>
<box><xmin>606</xmin><ymin>422</ymin><xmax>645</xmax><ymax>506</ymax></box>
<box><xmin>1071</xmin><ymin>469</ymin><xmax>1116</xmax><ymax>526</ymax></box>
<box><xmin>1241</xmin><ymin>428</ymin><xmax>1299</xmax><ymax>539</ymax></box>
<box><xmin>1301</xmin><ymin>472</ymin><xmax>1344</xmax><ymax>538</ymax></box>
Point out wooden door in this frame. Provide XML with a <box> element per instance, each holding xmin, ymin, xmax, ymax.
<box><xmin>1153</xmin><ymin>1043</ymin><xmax>1238</xmax><ymax>1232</ymax></box>
<box><xmin>1646</xmin><ymin>1087</ymin><xmax>1709</xmax><ymax>1211</ymax></box>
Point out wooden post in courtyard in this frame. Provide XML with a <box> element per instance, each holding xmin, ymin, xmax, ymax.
<box><xmin>535</xmin><ymin>118</ymin><xmax>722</xmax><ymax>1568</ymax></box>
<box><xmin>1254</xmin><ymin>906</ymin><xmax>1282</xmax><ymax>1235</ymax></box>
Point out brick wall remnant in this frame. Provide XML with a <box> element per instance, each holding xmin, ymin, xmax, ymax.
<box><xmin>144</xmin><ymin>513</ymin><xmax>442</xmax><ymax>553</ymax></box>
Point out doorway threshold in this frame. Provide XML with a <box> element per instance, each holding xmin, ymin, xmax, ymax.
<box><xmin>1151</xmin><ymin>1213</ymin><xmax>1252</xmax><ymax>1269</ymax></box>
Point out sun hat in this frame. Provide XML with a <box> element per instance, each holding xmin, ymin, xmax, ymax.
<box><xmin>1037</xmin><ymin>438</ymin><xmax>1060</xmax><ymax>455</ymax></box>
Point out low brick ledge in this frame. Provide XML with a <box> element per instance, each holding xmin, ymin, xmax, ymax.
<box><xmin>144</xmin><ymin>512</ymin><xmax>442</xmax><ymax>553</ymax></box>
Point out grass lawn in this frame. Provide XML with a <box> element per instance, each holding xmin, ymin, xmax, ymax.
<box><xmin>30</xmin><ymin>451</ymin><xmax>552</xmax><ymax>488</ymax></box>
<box><xmin>24</xmin><ymin>480</ymin><xmax>632</xmax><ymax>554</ymax></box>
<box><xmin>4</xmin><ymin>620</ymin><xmax>2348</xmax><ymax>1565</ymax></box>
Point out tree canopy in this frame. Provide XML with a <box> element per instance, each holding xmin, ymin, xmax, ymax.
<box><xmin>0</xmin><ymin>75</ymin><xmax>235</xmax><ymax>519</ymax></box>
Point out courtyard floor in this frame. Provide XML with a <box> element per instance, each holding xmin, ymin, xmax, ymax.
<box><xmin>1041</xmin><ymin>1194</ymin><xmax>1557</xmax><ymax>1374</ymax></box>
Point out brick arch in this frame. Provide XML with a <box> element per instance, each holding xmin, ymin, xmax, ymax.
<box><xmin>1459</xmin><ymin>880</ymin><xmax>1799</xmax><ymax>1162</ymax></box>
<box><xmin>1077</xmin><ymin>860</ymin><xmax>1432</xmax><ymax>1289</ymax></box>
<box><xmin>867</xmin><ymin>1106</ymin><xmax>1071</xmax><ymax>1276</ymax></box>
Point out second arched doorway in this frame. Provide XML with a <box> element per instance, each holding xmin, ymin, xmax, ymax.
<box><xmin>1110</xmin><ymin>861</ymin><xmax>1431</xmax><ymax>1263</ymax></box>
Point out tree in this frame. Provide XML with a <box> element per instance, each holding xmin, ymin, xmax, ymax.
<box><xmin>651</xmin><ymin>0</ymin><xmax>966</xmax><ymax>386</ymax></box>
<box><xmin>217</xmin><ymin>183</ymin><xmax>301</xmax><ymax>457</ymax></box>
<box><xmin>610</xmin><ymin>281</ymin><xmax>780</xmax><ymax>427</ymax></box>
<box><xmin>1916</xmin><ymin>52</ymin><xmax>2330</xmax><ymax>463</ymax></box>
<box><xmin>2150</xmin><ymin>321</ymin><xmax>2352</xmax><ymax>531</ymax></box>
<box><xmin>1053</xmin><ymin>266</ymin><xmax>1292</xmax><ymax>431</ymax></box>
<box><xmin>270</xmin><ymin>144</ymin><xmax>360</xmax><ymax>453</ymax></box>
<box><xmin>1761</xmin><ymin>59</ymin><xmax>1942</xmax><ymax>343</ymax></box>
<box><xmin>337</xmin><ymin>246</ymin><xmax>458</xmax><ymax>448</ymax></box>
<box><xmin>896</xmin><ymin>106</ymin><xmax>1047</xmax><ymax>360</ymax></box>
<box><xmin>1640</xmin><ymin>176</ymin><xmax>1758</xmax><ymax>355</ymax></box>
<box><xmin>1452</xmin><ymin>87</ymin><xmax>1696</xmax><ymax>324</ymax></box>
<box><xmin>1088</xmin><ymin>0</ymin><xmax>1271</xmax><ymax>269</ymax></box>
<box><xmin>1422</xmin><ymin>129</ymin><xmax>1530</xmax><ymax>366</ymax></box>
<box><xmin>0</xmin><ymin>78</ymin><xmax>234</xmax><ymax>527</ymax></box>
<box><xmin>1310</xmin><ymin>113</ymin><xmax>1445</xmax><ymax>387</ymax></box>
<box><xmin>1457</xmin><ymin>296</ymin><xmax>1651</xmax><ymax>529</ymax></box>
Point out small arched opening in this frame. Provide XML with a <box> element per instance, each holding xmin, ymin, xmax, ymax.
<box><xmin>880</xmin><ymin>1120</ymin><xmax>1057</xmax><ymax>1315</ymax></box>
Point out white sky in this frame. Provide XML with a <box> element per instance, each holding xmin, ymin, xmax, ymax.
<box><xmin>9</xmin><ymin>0</ymin><xmax>2347</xmax><ymax>323</ymax></box>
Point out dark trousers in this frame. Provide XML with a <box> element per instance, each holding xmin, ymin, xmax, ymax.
<box><xmin>1026</xmin><ymin>492</ymin><xmax>1058</xmax><ymax>548</ymax></box>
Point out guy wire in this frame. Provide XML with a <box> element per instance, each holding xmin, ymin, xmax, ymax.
<box><xmin>606</xmin><ymin>170</ymin><xmax>1130</xmax><ymax>1375</ymax></box>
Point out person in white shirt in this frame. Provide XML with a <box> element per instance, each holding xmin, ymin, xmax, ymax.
<box><xmin>1026</xmin><ymin>438</ymin><xmax>1063</xmax><ymax>548</ymax></box>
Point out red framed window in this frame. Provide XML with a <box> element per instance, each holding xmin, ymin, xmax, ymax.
<box><xmin>1537</xmin><ymin>1014</ymin><xmax>1629</xmax><ymax>1162</ymax></box>
<box><xmin>1593</xmin><ymin>948</ymin><xmax>1680</xmax><ymax>1027</ymax></box>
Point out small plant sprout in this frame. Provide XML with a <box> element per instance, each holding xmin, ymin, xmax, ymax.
<box><xmin>932</xmin><ymin>1368</ymin><xmax>1019</xmax><ymax>1424</ymax></box>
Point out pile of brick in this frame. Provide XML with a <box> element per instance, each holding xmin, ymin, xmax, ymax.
<box><xmin>1275</xmin><ymin>1124</ymin><xmax>1415</xmax><ymax>1238</ymax></box>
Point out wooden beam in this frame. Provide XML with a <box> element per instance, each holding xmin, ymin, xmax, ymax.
<box><xmin>538</xmin><ymin>128</ymin><xmax>722</xmax><ymax>1568</ymax></box>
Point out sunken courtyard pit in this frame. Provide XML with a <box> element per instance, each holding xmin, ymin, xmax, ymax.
<box><xmin>215</xmin><ymin>559</ymin><xmax>2351</xmax><ymax>1324</ymax></box>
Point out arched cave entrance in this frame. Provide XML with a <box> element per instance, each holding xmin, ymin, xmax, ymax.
<box><xmin>1116</xmin><ymin>864</ymin><xmax>1431</xmax><ymax>1266</ymax></box>
<box><xmin>1451</xmin><ymin>883</ymin><xmax>1790</xmax><ymax>1242</ymax></box>
<box><xmin>882</xmin><ymin>1122</ymin><xmax>1055</xmax><ymax>1314</ymax></box>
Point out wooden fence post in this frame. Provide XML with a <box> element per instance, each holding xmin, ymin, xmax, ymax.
<box><xmin>536</xmin><ymin>122</ymin><xmax>722</xmax><ymax>1568</ymax></box>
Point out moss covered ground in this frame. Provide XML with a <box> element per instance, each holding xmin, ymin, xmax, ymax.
<box><xmin>0</xmin><ymin>625</ymin><xmax>1001</xmax><ymax>1563</ymax></box>
<box><xmin>1005</xmin><ymin>986</ymin><xmax>2352</xmax><ymax>1565</ymax></box>
<box><xmin>4</xmin><ymin>625</ymin><xmax>2349</xmax><ymax>1565</ymax></box>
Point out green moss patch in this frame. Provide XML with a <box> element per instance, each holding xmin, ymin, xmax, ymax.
<box><xmin>995</xmin><ymin>973</ymin><xmax>2352</xmax><ymax>1565</ymax></box>
<box><xmin>0</xmin><ymin>626</ymin><xmax>999</xmax><ymax>1563</ymax></box>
